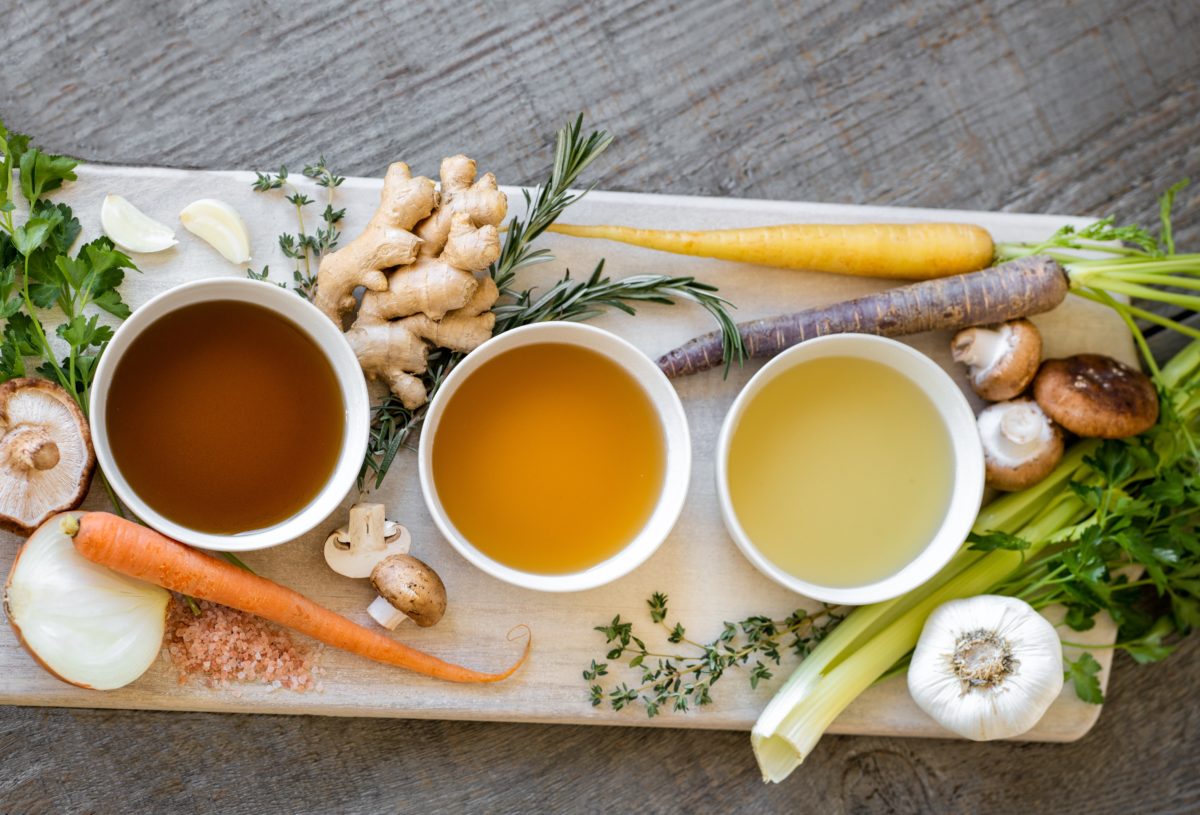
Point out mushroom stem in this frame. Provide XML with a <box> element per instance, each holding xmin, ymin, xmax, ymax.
<box><xmin>6</xmin><ymin>428</ymin><xmax>61</xmax><ymax>471</ymax></box>
<box><xmin>367</xmin><ymin>595</ymin><xmax>410</xmax><ymax>630</ymax></box>
<box><xmin>350</xmin><ymin>503</ymin><xmax>389</xmax><ymax>553</ymax></box>
<box><xmin>951</xmin><ymin>325</ymin><xmax>1009</xmax><ymax>371</ymax></box>
<box><xmin>999</xmin><ymin>405</ymin><xmax>1042</xmax><ymax>447</ymax></box>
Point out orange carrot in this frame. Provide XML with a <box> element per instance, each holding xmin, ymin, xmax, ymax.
<box><xmin>67</xmin><ymin>512</ymin><xmax>528</xmax><ymax>684</ymax></box>
<box><xmin>547</xmin><ymin>221</ymin><xmax>995</xmax><ymax>280</ymax></box>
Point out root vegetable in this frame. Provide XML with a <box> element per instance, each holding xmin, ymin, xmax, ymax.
<box><xmin>5</xmin><ymin>513</ymin><xmax>170</xmax><ymax>690</ymax></box>
<box><xmin>318</xmin><ymin>156</ymin><xmax>507</xmax><ymax>408</ymax></box>
<box><xmin>547</xmin><ymin>221</ymin><xmax>994</xmax><ymax>280</ymax></box>
<box><xmin>658</xmin><ymin>255</ymin><xmax>1069</xmax><ymax>377</ymax></box>
<box><xmin>68</xmin><ymin>512</ymin><xmax>528</xmax><ymax>684</ymax></box>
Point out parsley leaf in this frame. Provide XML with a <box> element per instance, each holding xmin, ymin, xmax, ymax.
<box><xmin>1064</xmin><ymin>653</ymin><xmax>1104</xmax><ymax>704</ymax></box>
<box><xmin>18</xmin><ymin>148</ymin><xmax>78</xmax><ymax>203</ymax></box>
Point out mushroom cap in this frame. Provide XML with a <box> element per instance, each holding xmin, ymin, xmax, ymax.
<box><xmin>324</xmin><ymin>505</ymin><xmax>411</xmax><ymax>579</ymax></box>
<box><xmin>1033</xmin><ymin>355</ymin><xmax>1158</xmax><ymax>439</ymax></box>
<box><xmin>0</xmin><ymin>379</ymin><xmax>95</xmax><ymax>535</ymax></box>
<box><xmin>977</xmin><ymin>400</ymin><xmax>1064</xmax><ymax>491</ymax></box>
<box><xmin>951</xmin><ymin>319</ymin><xmax>1042</xmax><ymax>402</ymax></box>
<box><xmin>369</xmin><ymin>554</ymin><xmax>447</xmax><ymax>628</ymax></box>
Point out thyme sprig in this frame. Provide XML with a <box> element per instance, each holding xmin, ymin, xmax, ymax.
<box><xmin>248</xmin><ymin>158</ymin><xmax>345</xmax><ymax>298</ymax></box>
<box><xmin>585</xmin><ymin>593</ymin><xmax>843</xmax><ymax>717</ymax></box>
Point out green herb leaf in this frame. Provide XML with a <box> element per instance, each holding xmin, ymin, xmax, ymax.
<box><xmin>967</xmin><ymin>530</ymin><xmax>1032</xmax><ymax>552</ymax></box>
<box><xmin>18</xmin><ymin>148</ymin><xmax>78</xmax><ymax>203</ymax></box>
<box><xmin>1064</xmin><ymin>653</ymin><xmax>1104</xmax><ymax>704</ymax></box>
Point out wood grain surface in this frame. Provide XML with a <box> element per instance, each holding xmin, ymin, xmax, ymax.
<box><xmin>1</xmin><ymin>0</ymin><xmax>1198</xmax><ymax>813</ymax></box>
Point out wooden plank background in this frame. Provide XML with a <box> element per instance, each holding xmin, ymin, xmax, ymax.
<box><xmin>0</xmin><ymin>0</ymin><xmax>1198</xmax><ymax>812</ymax></box>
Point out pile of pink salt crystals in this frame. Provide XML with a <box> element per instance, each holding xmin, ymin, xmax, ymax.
<box><xmin>165</xmin><ymin>597</ymin><xmax>324</xmax><ymax>692</ymax></box>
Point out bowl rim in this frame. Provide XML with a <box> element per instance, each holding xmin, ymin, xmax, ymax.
<box><xmin>89</xmin><ymin>277</ymin><xmax>369</xmax><ymax>552</ymax></box>
<box><xmin>417</xmin><ymin>321</ymin><xmax>691</xmax><ymax>593</ymax></box>
<box><xmin>715</xmin><ymin>334</ymin><xmax>985</xmax><ymax>605</ymax></box>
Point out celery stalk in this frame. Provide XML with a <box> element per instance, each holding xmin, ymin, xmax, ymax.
<box><xmin>753</xmin><ymin>499</ymin><xmax>1087</xmax><ymax>780</ymax></box>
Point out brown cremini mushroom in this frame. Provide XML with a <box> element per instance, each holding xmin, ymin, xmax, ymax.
<box><xmin>0</xmin><ymin>379</ymin><xmax>95</xmax><ymax>534</ymax></box>
<box><xmin>977</xmin><ymin>400</ymin><xmax>1064</xmax><ymax>491</ymax></box>
<box><xmin>368</xmin><ymin>554</ymin><xmax>447</xmax><ymax>630</ymax></box>
<box><xmin>1033</xmin><ymin>354</ymin><xmax>1158</xmax><ymax>439</ymax></box>
<box><xmin>951</xmin><ymin>319</ymin><xmax>1043</xmax><ymax>402</ymax></box>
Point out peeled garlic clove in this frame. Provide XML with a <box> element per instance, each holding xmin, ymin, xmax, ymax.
<box><xmin>100</xmin><ymin>194</ymin><xmax>177</xmax><ymax>253</ymax></box>
<box><xmin>180</xmin><ymin>198</ymin><xmax>252</xmax><ymax>264</ymax></box>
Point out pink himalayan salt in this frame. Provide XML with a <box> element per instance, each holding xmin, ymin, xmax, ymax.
<box><xmin>165</xmin><ymin>596</ymin><xmax>324</xmax><ymax>692</ymax></box>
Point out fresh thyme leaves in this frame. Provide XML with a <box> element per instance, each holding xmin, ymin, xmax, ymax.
<box><xmin>248</xmin><ymin>158</ymin><xmax>345</xmax><ymax>298</ymax></box>
<box><xmin>358</xmin><ymin>117</ymin><xmax>746</xmax><ymax>489</ymax></box>
<box><xmin>585</xmin><ymin>593</ymin><xmax>843</xmax><ymax>717</ymax></box>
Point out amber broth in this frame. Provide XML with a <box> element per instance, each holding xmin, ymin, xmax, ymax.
<box><xmin>105</xmin><ymin>300</ymin><xmax>344</xmax><ymax>534</ymax></box>
<box><xmin>432</xmin><ymin>343</ymin><xmax>666</xmax><ymax>574</ymax></box>
<box><xmin>727</xmin><ymin>356</ymin><xmax>954</xmax><ymax>588</ymax></box>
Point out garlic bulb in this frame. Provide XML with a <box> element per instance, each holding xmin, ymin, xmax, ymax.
<box><xmin>179</xmin><ymin>198</ymin><xmax>252</xmax><ymax>264</ymax></box>
<box><xmin>4</xmin><ymin>513</ymin><xmax>170</xmax><ymax>690</ymax></box>
<box><xmin>907</xmin><ymin>595</ymin><xmax>1064</xmax><ymax>741</ymax></box>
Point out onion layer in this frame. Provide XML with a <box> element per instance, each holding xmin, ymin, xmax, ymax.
<box><xmin>4</xmin><ymin>513</ymin><xmax>169</xmax><ymax>690</ymax></box>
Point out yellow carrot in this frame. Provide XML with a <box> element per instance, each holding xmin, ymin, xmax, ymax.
<box><xmin>547</xmin><ymin>222</ymin><xmax>995</xmax><ymax>280</ymax></box>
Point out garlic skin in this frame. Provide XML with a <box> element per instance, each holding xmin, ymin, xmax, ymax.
<box><xmin>100</xmin><ymin>194</ymin><xmax>177</xmax><ymax>253</ymax></box>
<box><xmin>179</xmin><ymin>198</ymin><xmax>252</xmax><ymax>264</ymax></box>
<box><xmin>907</xmin><ymin>595</ymin><xmax>1064</xmax><ymax>741</ymax></box>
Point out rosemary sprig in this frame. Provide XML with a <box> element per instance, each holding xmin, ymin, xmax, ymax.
<box><xmin>248</xmin><ymin>158</ymin><xmax>345</xmax><ymax>298</ymax></box>
<box><xmin>359</xmin><ymin>117</ymin><xmax>746</xmax><ymax>488</ymax></box>
<box><xmin>585</xmin><ymin>593</ymin><xmax>844</xmax><ymax>717</ymax></box>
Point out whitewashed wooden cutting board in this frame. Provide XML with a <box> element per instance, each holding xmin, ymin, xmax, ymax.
<box><xmin>0</xmin><ymin>164</ymin><xmax>1134</xmax><ymax>741</ymax></box>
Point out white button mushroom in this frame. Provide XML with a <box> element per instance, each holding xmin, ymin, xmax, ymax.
<box><xmin>951</xmin><ymin>319</ymin><xmax>1043</xmax><ymax>401</ymax></box>
<box><xmin>0</xmin><ymin>379</ymin><xmax>96</xmax><ymax>534</ymax></box>
<box><xmin>323</xmin><ymin>503</ymin><xmax>411</xmax><ymax>578</ymax></box>
<box><xmin>908</xmin><ymin>595</ymin><xmax>1065</xmax><ymax>741</ymax></box>
<box><xmin>978</xmin><ymin>399</ymin><xmax>1064</xmax><ymax>491</ymax></box>
<box><xmin>367</xmin><ymin>554</ymin><xmax>447</xmax><ymax>630</ymax></box>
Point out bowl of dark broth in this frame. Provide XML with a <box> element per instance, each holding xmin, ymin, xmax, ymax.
<box><xmin>90</xmin><ymin>278</ymin><xmax>369</xmax><ymax>551</ymax></box>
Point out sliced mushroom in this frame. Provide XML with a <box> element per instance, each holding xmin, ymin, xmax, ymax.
<box><xmin>323</xmin><ymin>503</ymin><xmax>411</xmax><ymax>578</ymax></box>
<box><xmin>1033</xmin><ymin>354</ymin><xmax>1159</xmax><ymax>439</ymax></box>
<box><xmin>978</xmin><ymin>400</ymin><xmax>1064</xmax><ymax>491</ymax></box>
<box><xmin>0</xmin><ymin>379</ymin><xmax>95</xmax><ymax>534</ymax></box>
<box><xmin>951</xmin><ymin>319</ymin><xmax>1043</xmax><ymax>401</ymax></box>
<box><xmin>367</xmin><ymin>554</ymin><xmax>447</xmax><ymax>630</ymax></box>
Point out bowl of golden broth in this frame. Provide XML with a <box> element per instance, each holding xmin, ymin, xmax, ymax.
<box><xmin>90</xmin><ymin>278</ymin><xmax>370</xmax><ymax>552</ymax></box>
<box><xmin>716</xmin><ymin>334</ymin><xmax>984</xmax><ymax>605</ymax></box>
<box><xmin>418</xmin><ymin>322</ymin><xmax>690</xmax><ymax>592</ymax></box>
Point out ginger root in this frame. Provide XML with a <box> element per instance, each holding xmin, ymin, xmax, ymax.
<box><xmin>315</xmin><ymin>155</ymin><xmax>507</xmax><ymax>408</ymax></box>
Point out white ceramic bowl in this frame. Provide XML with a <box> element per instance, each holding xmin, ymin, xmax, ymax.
<box><xmin>90</xmin><ymin>278</ymin><xmax>369</xmax><ymax>552</ymax></box>
<box><xmin>418</xmin><ymin>322</ymin><xmax>691</xmax><ymax>592</ymax></box>
<box><xmin>716</xmin><ymin>334</ymin><xmax>984</xmax><ymax>605</ymax></box>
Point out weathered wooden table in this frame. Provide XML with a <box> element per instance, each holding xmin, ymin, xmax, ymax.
<box><xmin>2</xmin><ymin>1</ymin><xmax>1198</xmax><ymax>812</ymax></box>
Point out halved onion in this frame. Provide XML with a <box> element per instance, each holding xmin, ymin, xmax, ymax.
<box><xmin>4</xmin><ymin>513</ymin><xmax>169</xmax><ymax>690</ymax></box>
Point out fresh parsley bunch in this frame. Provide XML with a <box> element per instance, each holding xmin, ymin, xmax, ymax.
<box><xmin>0</xmin><ymin>122</ymin><xmax>137</xmax><ymax>413</ymax></box>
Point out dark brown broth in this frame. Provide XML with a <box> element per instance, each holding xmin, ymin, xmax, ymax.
<box><xmin>105</xmin><ymin>300</ymin><xmax>344</xmax><ymax>534</ymax></box>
